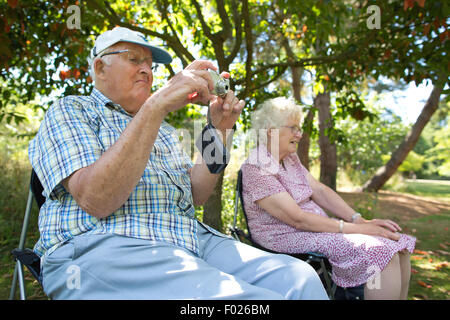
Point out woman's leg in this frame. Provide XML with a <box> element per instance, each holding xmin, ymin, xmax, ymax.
<box><xmin>399</xmin><ymin>250</ymin><xmax>411</xmax><ymax>300</ymax></box>
<box><xmin>364</xmin><ymin>253</ymin><xmax>402</xmax><ymax>300</ymax></box>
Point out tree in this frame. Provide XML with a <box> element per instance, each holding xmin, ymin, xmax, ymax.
<box><xmin>395</xmin><ymin>151</ymin><xmax>426</xmax><ymax>177</ymax></box>
<box><xmin>425</xmin><ymin>100</ymin><xmax>450</xmax><ymax>177</ymax></box>
<box><xmin>1</xmin><ymin>0</ymin><xmax>448</xmax><ymax>230</ymax></box>
<box><xmin>431</xmin><ymin>125</ymin><xmax>450</xmax><ymax>177</ymax></box>
<box><xmin>316</xmin><ymin>90</ymin><xmax>338</xmax><ymax>190</ymax></box>
<box><xmin>363</xmin><ymin>77</ymin><xmax>446</xmax><ymax>191</ymax></box>
<box><xmin>337</xmin><ymin>103</ymin><xmax>410</xmax><ymax>184</ymax></box>
<box><xmin>278</xmin><ymin>0</ymin><xmax>450</xmax><ymax>190</ymax></box>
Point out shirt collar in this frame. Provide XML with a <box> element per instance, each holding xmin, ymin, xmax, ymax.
<box><xmin>90</xmin><ymin>88</ymin><xmax>133</xmax><ymax>117</ymax></box>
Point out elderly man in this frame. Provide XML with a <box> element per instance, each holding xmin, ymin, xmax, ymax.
<box><xmin>29</xmin><ymin>27</ymin><xmax>328</xmax><ymax>299</ymax></box>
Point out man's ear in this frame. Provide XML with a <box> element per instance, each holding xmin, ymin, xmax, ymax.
<box><xmin>94</xmin><ymin>58</ymin><xmax>107</xmax><ymax>80</ymax></box>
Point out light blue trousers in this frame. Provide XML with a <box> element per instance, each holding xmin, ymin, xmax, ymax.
<box><xmin>41</xmin><ymin>223</ymin><xmax>328</xmax><ymax>300</ymax></box>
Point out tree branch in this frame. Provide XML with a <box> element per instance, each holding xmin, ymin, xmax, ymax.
<box><xmin>225</xmin><ymin>1</ymin><xmax>242</xmax><ymax>66</ymax></box>
<box><xmin>84</xmin><ymin>0</ymin><xmax>196</xmax><ymax>67</ymax></box>
<box><xmin>241</xmin><ymin>0</ymin><xmax>253</xmax><ymax>98</ymax></box>
<box><xmin>233</xmin><ymin>51</ymin><xmax>354</xmax><ymax>86</ymax></box>
<box><xmin>216</xmin><ymin>0</ymin><xmax>232</xmax><ymax>40</ymax></box>
<box><xmin>191</xmin><ymin>0</ymin><xmax>214</xmax><ymax>40</ymax></box>
<box><xmin>190</xmin><ymin>0</ymin><xmax>228</xmax><ymax>69</ymax></box>
<box><xmin>253</xmin><ymin>66</ymin><xmax>288</xmax><ymax>95</ymax></box>
<box><xmin>156</xmin><ymin>0</ymin><xmax>194</xmax><ymax>66</ymax></box>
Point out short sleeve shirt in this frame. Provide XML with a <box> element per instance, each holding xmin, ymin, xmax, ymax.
<box><xmin>29</xmin><ymin>88</ymin><xmax>200</xmax><ymax>257</ymax></box>
<box><xmin>240</xmin><ymin>145</ymin><xmax>328</xmax><ymax>243</ymax></box>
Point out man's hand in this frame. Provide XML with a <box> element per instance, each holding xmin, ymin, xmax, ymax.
<box><xmin>209</xmin><ymin>88</ymin><xmax>245</xmax><ymax>133</ymax></box>
<box><xmin>149</xmin><ymin>60</ymin><xmax>244</xmax><ymax>130</ymax></box>
<box><xmin>149</xmin><ymin>60</ymin><xmax>217</xmax><ymax>114</ymax></box>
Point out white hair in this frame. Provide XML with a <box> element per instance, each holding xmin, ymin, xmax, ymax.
<box><xmin>251</xmin><ymin>97</ymin><xmax>303</xmax><ymax>145</ymax></box>
<box><xmin>87</xmin><ymin>45</ymin><xmax>118</xmax><ymax>82</ymax></box>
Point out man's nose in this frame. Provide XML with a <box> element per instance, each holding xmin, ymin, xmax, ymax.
<box><xmin>139</xmin><ymin>62</ymin><xmax>152</xmax><ymax>74</ymax></box>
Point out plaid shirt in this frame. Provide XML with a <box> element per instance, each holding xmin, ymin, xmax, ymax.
<box><xmin>29</xmin><ymin>88</ymin><xmax>200</xmax><ymax>258</ymax></box>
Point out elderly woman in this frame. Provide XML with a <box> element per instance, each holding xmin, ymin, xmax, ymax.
<box><xmin>241</xmin><ymin>97</ymin><xmax>416</xmax><ymax>300</ymax></box>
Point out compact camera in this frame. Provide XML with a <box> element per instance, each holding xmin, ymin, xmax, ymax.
<box><xmin>194</xmin><ymin>70</ymin><xmax>233</xmax><ymax>174</ymax></box>
<box><xmin>209</xmin><ymin>70</ymin><xmax>230</xmax><ymax>98</ymax></box>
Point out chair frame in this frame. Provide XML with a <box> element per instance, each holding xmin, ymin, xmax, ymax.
<box><xmin>9</xmin><ymin>170</ymin><xmax>44</xmax><ymax>300</ymax></box>
<box><xmin>230</xmin><ymin>169</ymin><xmax>336</xmax><ymax>299</ymax></box>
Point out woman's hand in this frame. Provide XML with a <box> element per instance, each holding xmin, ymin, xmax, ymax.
<box><xmin>365</xmin><ymin>218</ymin><xmax>402</xmax><ymax>233</ymax></box>
<box><xmin>353</xmin><ymin>217</ymin><xmax>402</xmax><ymax>240</ymax></box>
<box><xmin>348</xmin><ymin>221</ymin><xmax>401</xmax><ymax>241</ymax></box>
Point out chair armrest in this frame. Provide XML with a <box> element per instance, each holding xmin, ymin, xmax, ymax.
<box><xmin>11</xmin><ymin>248</ymin><xmax>41</xmax><ymax>285</ymax></box>
<box><xmin>229</xmin><ymin>227</ymin><xmax>250</xmax><ymax>243</ymax></box>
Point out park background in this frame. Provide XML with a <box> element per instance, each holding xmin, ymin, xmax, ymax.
<box><xmin>0</xmin><ymin>0</ymin><xmax>449</xmax><ymax>299</ymax></box>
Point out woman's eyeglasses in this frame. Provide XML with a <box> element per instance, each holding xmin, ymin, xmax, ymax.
<box><xmin>99</xmin><ymin>49</ymin><xmax>159</xmax><ymax>72</ymax></box>
<box><xmin>282</xmin><ymin>125</ymin><xmax>302</xmax><ymax>134</ymax></box>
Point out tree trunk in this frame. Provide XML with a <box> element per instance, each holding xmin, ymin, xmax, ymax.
<box><xmin>363</xmin><ymin>80</ymin><xmax>445</xmax><ymax>192</ymax></box>
<box><xmin>316</xmin><ymin>91</ymin><xmax>337</xmax><ymax>190</ymax></box>
<box><xmin>290</xmin><ymin>64</ymin><xmax>314</xmax><ymax>170</ymax></box>
<box><xmin>282</xmin><ymin>37</ymin><xmax>312</xmax><ymax>169</ymax></box>
<box><xmin>202</xmin><ymin>171</ymin><xmax>224</xmax><ymax>232</ymax></box>
<box><xmin>291</xmin><ymin>66</ymin><xmax>303</xmax><ymax>103</ymax></box>
<box><xmin>297</xmin><ymin>109</ymin><xmax>314</xmax><ymax>170</ymax></box>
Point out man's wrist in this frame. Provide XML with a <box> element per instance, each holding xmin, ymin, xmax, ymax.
<box><xmin>219</xmin><ymin>125</ymin><xmax>236</xmax><ymax>148</ymax></box>
<box><xmin>144</xmin><ymin>89</ymin><xmax>171</xmax><ymax>118</ymax></box>
<box><xmin>196</xmin><ymin>123</ymin><xmax>231</xmax><ymax>174</ymax></box>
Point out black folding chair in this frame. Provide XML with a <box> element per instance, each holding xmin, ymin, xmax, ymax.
<box><xmin>9</xmin><ymin>169</ymin><xmax>45</xmax><ymax>300</ymax></box>
<box><xmin>230</xmin><ymin>169</ymin><xmax>337</xmax><ymax>298</ymax></box>
<box><xmin>230</xmin><ymin>169</ymin><xmax>365</xmax><ymax>300</ymax></box>
<box><xmin>230</xmin><ymin>169</ymin><xmax>340</xmax><ymax>298</ymax></box>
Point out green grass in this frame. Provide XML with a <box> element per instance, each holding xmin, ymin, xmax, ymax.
<box><xmin>388</xmin><ymin>179</ymin><xmax>450</xmax><ymax>203</ymax></box>
<box><xmin>402</xmin><ymin>213</ymin><xmax>450</xmax><ymax>300</ymax></box>
<box><xmin>0</xmin><ymin>157</ymin><xmax>46</xmax><ymax>300</ymax></box>
<box><xmin>403</xmin><ymin>180</ymin><xmax>450</xmax><ymax>202</ymax></box>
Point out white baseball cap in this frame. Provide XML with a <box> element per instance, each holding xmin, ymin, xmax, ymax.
<box><xmin>90</xmin><ymin>27</ymin><xmax>172</xmax><ymax>64</ymax></box>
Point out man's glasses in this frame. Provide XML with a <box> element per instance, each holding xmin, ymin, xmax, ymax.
<box><xmin>282</xmin><ymin>125</ymin><xmax>302</xmax><ymax>134</ymax></box>
<box><xmin>99</xmin><ymin>49</ymin><xmax>159</xmax><ymax>71</ymax></box>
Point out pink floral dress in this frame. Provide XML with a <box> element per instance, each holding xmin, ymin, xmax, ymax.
<box><xmin>241</xmin><ymin>145</ymin><xmax>416</xmax><ymax>288</ymax></box>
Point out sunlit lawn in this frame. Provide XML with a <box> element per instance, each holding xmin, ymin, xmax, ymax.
<box><xmin>401</xmin><ymin>179</ymin><xmax>450</xmax><ymax>203</ymax></box>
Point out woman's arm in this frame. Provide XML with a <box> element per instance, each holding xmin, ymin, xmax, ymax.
<box><xmin>256</xmin><ymin>191</ymin><xmax>401</xmax><ymax>241</ymax></box>
<box><xmin>305</xmin><ymin>171</ymin><xmax>360</xmax><ymax>222</ymax></box>
<box><xmin>305</xmin><ymin>171</ymin><xmax>402</xmax><ymax>233</ymax></box>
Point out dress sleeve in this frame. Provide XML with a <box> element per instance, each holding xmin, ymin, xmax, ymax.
<box><xmin>28</xmin><ymin>97</ymin><xmax>102</xmax><ymax>199</ymax></box>
<box><xmin>241</xmin><ymin>163</ymin><xmax>286</xmax><ymax>204</ymax></box>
